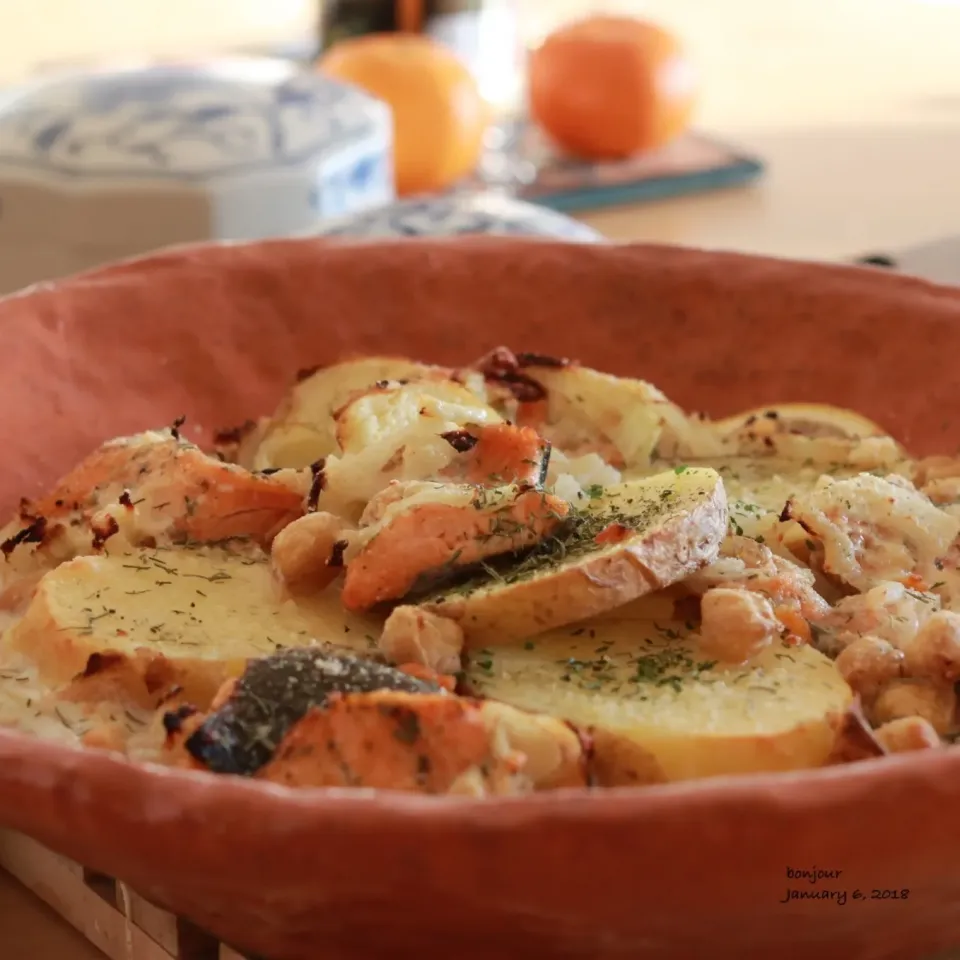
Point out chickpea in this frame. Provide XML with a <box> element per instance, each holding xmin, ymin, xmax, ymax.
<box><xmin>834</xmin><ymin>636</ymin><xmax>904</xmax><ymax>701</ymax></box>
<box><xmin>81</xmin><ymin>723</ymin><xmax>127</xmax><ymax>754</ymax></box>
<box><xmin>913</xmin><ymin>455</ymin><xmax>960</xmax><ymax>486</ymax></box>
<box><xmin>871</xmin><ymin>679</ymin><xmax>956</xmax><ymax>735</ymax></box>
<box><xmin>481</xmin><ymin>701</ymin><xmax>585</xmax><ymax>790</ymax></box>
<box><xmin>270</xmin><ymin>512</ymin><xmax>349</xmax><ymax>592</ymax></box>
<box><xmin>698</xmin><ymin>588</ymin><xmax>780</xmax><ymax>663</ymax></box>
<box><xmin>379</xmin><ymin>606</ymin><xmax>464</xmax><ymax>675</ymax></box>
<box><xmin>902</xmin><ymin>610</ymin><xmax>960</xmax><ymax>682</ymax></box>
<box><xmin>874</xmin><ymin>716</ymin><xmax>942</xmax><ymax>753</ymax></box>
<box><xmin>921</xmin><ymin>476</ymin><xmax>960</xmax><ymax>506</ymax></box>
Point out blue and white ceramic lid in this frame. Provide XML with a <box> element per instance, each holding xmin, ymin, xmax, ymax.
<box><xmin>310</xmin><ymin>191</ymin><xmax>604</xmax><ymax>242</ymax></box>
<box><xmin>0</xmin><ymin>59</ymin><xmax>390</xmax><ymax>184</ymax></box>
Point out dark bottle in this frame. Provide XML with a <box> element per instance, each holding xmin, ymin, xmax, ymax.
<box><xmin>319</xmin><ymin>2</ymin><xmax>490</xmax><ymax>51</ymax></box>
<box><xmin>318</xmin><ymin>1</ymin><xmax>520</xmax><ymax>109</ymax></box>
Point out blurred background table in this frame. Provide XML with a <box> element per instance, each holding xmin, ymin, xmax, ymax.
<box><xmin>6</xmin><ymin>0</ymin><xmax>960</xmax><ymax>260</ymax></box>
<box><xmin>4</xmin><ymin>0</ymin><xmax>960</xmax><ymax>955</ymax></box>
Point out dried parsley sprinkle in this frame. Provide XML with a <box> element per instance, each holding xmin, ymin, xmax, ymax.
<box><xmin>425</xmin><ymin>486</ymin><xmax>686</xmax><ymax>599</ymax></box>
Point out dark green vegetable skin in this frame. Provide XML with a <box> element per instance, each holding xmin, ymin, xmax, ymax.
<box><xmin>176</xmin><ymin>647</ymin><xmax>440</xmax><ymax>776</ymax></box>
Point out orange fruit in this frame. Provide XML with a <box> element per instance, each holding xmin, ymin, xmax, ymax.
<box><xmin>529</xmin><ymin>15</ymin><xmax>698</xmax><ymax>161</ymax></box>
<box><xmin>319</xmin><ymin>34</ymin><xmax>490</xmax><ymax>196</ymax></box>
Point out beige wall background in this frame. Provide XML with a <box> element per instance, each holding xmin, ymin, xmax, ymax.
<box><xmin>3</xmin><ymin>0</ymin><xmax>960</xmax><ymax>132</ymax></box>
<box><xmin>3</xmin><ymin>0</ymin><xmax>960</xmax><ymax>262</ymax></box>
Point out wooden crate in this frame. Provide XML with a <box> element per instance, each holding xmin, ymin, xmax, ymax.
<box><xmin>0</xmin><ymin>829</ymin><xmax>249</xmax><ymax>960</ymax></box>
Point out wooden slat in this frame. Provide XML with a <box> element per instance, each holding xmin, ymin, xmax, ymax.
<box><xmin>219</xmin><ymin>947</ymin><xmax>249</xmax><ymax>960</ymax></box>
<box><xmin>0</xmin><ymin>830</ymin><xmax>250</xmax><ymax>959</ymax></box>
<box><xmin>116</xmin><ymin>883</ymin><xmax>179</xmax><ymax>955</ymax></box>
<box><xmin>0</xmin><ymin>830</ymin><xmax>173</xmax><ymax>960</ymax></box>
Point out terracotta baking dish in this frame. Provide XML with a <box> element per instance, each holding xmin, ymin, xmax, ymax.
<box><xmin>2</xmin><ymin>238</ymin><xmax>960</xmax><ymax>960</ymax></box>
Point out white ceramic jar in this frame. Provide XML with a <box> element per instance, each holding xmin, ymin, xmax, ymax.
<box><xmin>0</xmin><ymin>58</ymin><xmax>394</xmax><ymax>294</ymax></box>
<box><xmin>311</xmin><ymin>191</ymin><xmax>604</xmax><ymax>242</ymax></box>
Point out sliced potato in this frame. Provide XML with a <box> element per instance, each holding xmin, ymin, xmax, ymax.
<box><xmin>252</xmin><ymin>357</ymin><xmax>450</xmax><ymax>470</ymax></box>
<box><xmin>466</xmin><ymin>618</ymin><xmax>854</xmax><ymax>784</ymax></box>
<box><xmin>717</xmin><ymin>403</ymin><xmax>889</xmax><ymax>441</ymax></box>
<box><xmin>335</xmin><ymin>378</ymin><xmax>501</xmax><ymax>455</ymax></box>
<box><xmin>3</xmin><ymin>541</ymin><xmax>381</xmax><ymax>689</ymax></box>
<box><xmin>713</xmin><ymin>403</ymin><xmax>905</xmax><ymax>467</ymax></box>
<box><xmin>501</xmin><ymin>360</ymin><xmax>724</xmax><ymax>468</ymax></box>
<box><xmin>422</xmin><ymin>468</ymin><xmax>727</xmax><ymax>647</ymax></box>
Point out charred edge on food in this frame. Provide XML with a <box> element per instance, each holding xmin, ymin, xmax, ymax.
<box><xmin>496</xmin><ymin>371</ymin><xmax>547</xmax><ymax>403</ymax></box>
<box><xmin>779</xmin><ymin>500</ymin><xmax>819</xmax><ymax>544</ymax></box>
<box><xmin>1</xmin><ymin>516</ymin><xmax>48</xmax><ymax>558</ymax></box>
<box><xmin>328</xmin><ymin>539</ymin><xmax>348</xmax><ymax>568</ymax></box>
<box><xmin>475</xmin><ymin>346</ymin><xmax>520</xmax><ymax>380</ymax></box>
<box><xmin>569</xmin><ymin>722</ymin><xmax>597</xmax><ymax>788</ymax></box>
<box><xmin>306</xmin><ymin>459</ymin><xmax>327</xmax><ymax>513</ymax></box>
<box><xmin>118</xmin><ymin>490</ymin><xmax>134</xmax><ymax>510</ymax></box>
<box><xmin>17</xmin><ymin>497</ymin><xmax>36</xmax><ymax>522</ymax></box>
<box><xmin>79</xmin><ymin>651</ymin><xmax>126</xmax><ymax>679</ymax></box>
<box><xmin>441</xmin><ymin>429</ymin><xmax>480</xmax><ymax>453</ymax></box>
<box><xmin>475</xmin><ymin>347</ymin><xmax>548</xmax><ymax>403</ymax></box>
<box><xmin>169</xmin><ymin>415</ymin><xmax>187</xmax><ymax>442</ymax></box>
<box><xmin>157</xmin><ymin>684</ymin><xmax>185</xmax><ymax>707</ymax></box>
<box><xmin>180</xmin><ymin>647</ymin><xmax>441</xmax><ymax>776</ymax></box>
<box><xmin>91</xmin><ymin>515</ymin><xmax>120</xmax><ymax>551</ymax></box>
<box><xmin>827</xmin><ymin>699</ymin><xmax>888</xmax><ymax>764</ymax></box>
<box><xmin>212</xmin><ymin>420</ymin><xmax>258</xmax><ymax>447</ymax></box>
<box><xmin>377</xmin><ymin>701</ymin><xmax>423</xmax><ymax>746</ymax></box>
<box><xmin>515</xmin><ymin>352</ymin><xmax>571</xmax><ymax>369</ymax></box>
<box><xmin>536</xmin><ymin>440</ymin><xmax>552</xmax><ymax>488</ymax></box>
<box><xmin>295</xmin><ymin>364</ymin><xmax>322</xmax><ymax>383</ymax></box>
<box><xmin>163</xmin><ymin>704</ymin><xmax>199</xmax><ymax>736</ymax></box>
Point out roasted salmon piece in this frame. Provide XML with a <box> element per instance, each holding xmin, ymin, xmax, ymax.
<box><xmin>257</xmin><ymin>691</ymin><xmax>529</xmax><ymax>794</ymax></box>
<box><xmin>439</xmin><ymin>422</ymin><xmax>550</xmax><ymax>487</ymax></box>
<box><xmin>168</xmin><ymin>648</ymin><xmax>444</xmax><ymax>775</ymax></box>
<box><xmin>164</xmin><ymin>648</ymin><xmax>584</xmax><ymax>794</ymax></box>
<box><xmin>341</xmin><ymin>483</ymin><xmax>570</xmax><ymax>612</ymax></box>
<box><xmin>4</xmin><ymin>429</ymin><xmax>306</xmax><ymax>553</ymax></box>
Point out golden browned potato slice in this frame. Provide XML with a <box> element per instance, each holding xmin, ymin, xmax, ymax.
<box><xmin>713</xmin><ymin>403</ymin><xmax>905</xmax><ymax>467</ymax></box>
<box><xmin>251</xmin><ymin>357</ymin><xmax>469</xmax><ymax>470</ymax></box>
<box><xmin>489</xmin><ymin>357</ymin><xmax>723</xmax><ymax>468</ymax></box>
<box><xmin>421</xmin><ymin>468</ymin><xmax>727</xmax><ymax>647</ymax></box>
<box><xmin>3</xmin><ymin>541</ymin><xmax>381</xmax><ymax>690</ymax></box>
<box><xmin>466</xmin><ymin>618</ymin><xmax>854</xmax><ymax>785</ymax></box>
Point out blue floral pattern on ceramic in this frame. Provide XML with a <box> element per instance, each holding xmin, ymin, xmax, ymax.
<box><xmin>311</xmin><ymin>192</ymin><xmax>604</xmax><ymax>242</ymax></box>
<box><xmin>0</xmin><ymin>60</ymin><xmax>391</xmax><ymax>181</ymax></box>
